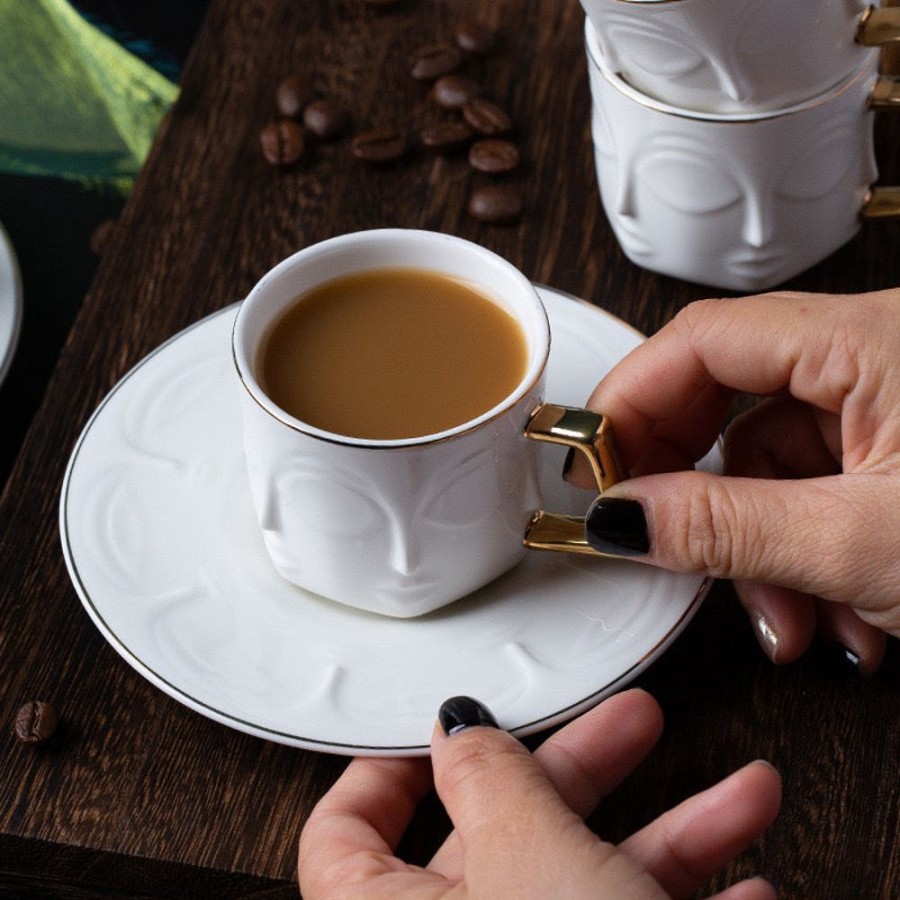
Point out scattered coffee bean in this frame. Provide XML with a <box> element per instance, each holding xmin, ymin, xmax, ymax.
<box><xmin>352</xmin><ymin>128</ymin><xmax>407</xmax><ymax>163</ymax></box>
<box><xmin>421</xmin><ymin>120</ymin><xmax>474</xmax><ymax>153</ymax></box>
<box><xmin>462</xmin><ymin>97</ymin><xmax>512</xmax><ymax>136</ymax></box>
<box><xmin>431</xmin><ymin>73</ymin><xmax>481</xmax><ymax>110</ymax></box>
<box><xmin>468</xmin><ymin>183</ymin><xmax>524</xmax><ymax>224</ymax></box>
<box><xmin>468</xmin><ymin>138</ymin><xmax>520</xmax><ymax>174</ymax></box>
<box><xmin>275</xmin><ymin>75</ymin><xmax>310</xmax><ymax>118</ymax></box>
<box><xmin>303</xmin><ymin>99</ymin><xmax>351</xmax><ymax>140</ymax></box>
<box><xmin>455</xmin><ymin>20</ymin><xmax>499</xmax><ymax>56</ymax></box>
<box><xmin>260</xmin><ymin>119</ymin><xmax>305</xmax><ymax>166</ymax></box>
<box><xmin>410</xmin><ymin>42</ymin><xmax>463</xmax><ymax>80</ymax></box>
<box><xmin>89</xmin><ymin>218</ymin><xmax>118</xmax><ymax>257</ymax></box>
<box><xmin>15</xmin><ymin>701</ymin><xmax>58</xmax><ymax>745</ymax></box>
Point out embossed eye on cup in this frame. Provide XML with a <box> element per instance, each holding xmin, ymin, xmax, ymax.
<box><xmin>232</xmin><ymin>229</ymin><xmax>625</xmax><ymax>618</ymax></box>
<box><xmin>580</xmin><ymin>0</ymin><xmax>900</xmax><ymax>114</ymax></box>
<box><xmin>585</xmin><ymin>21</ymin><xmax>900</xmax><ymax>292</ymax></box>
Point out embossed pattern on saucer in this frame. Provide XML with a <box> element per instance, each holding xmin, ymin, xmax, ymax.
<box><xmin>60</xmin><ymin>286</ymin><xmax>717</xmax><ymax>756</ymax></box>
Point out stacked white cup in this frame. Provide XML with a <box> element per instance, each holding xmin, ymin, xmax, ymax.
<box><xmin>581</xmin><ymin>0</ymin><xmax>900</xmax><ymax>291</ymax></box>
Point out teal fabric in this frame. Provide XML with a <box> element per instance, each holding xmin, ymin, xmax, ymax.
<box><xmin>0</xmin><ymin>0</ymin><xmax>178</xmax><ymax>193</ymax></box>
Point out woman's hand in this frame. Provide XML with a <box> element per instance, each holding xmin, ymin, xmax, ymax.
<box><xmin>574</xmin><ymin>289</ymin><xmax>900</xmax><ymax>673</ymax></box>
<box><xmin>298</xmin><ymin>690</ymin><xmax>781</xmax><ymax>899</ymax></box>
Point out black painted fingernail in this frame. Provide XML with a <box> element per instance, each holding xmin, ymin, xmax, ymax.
<box><xmin>585</xmin><ymin>497</ymin><xmax>650</xmax><ymax>556</ymax></box>
<box><xmin>841</xmin><ymin>644</ymin><xmax>861</xmax><ymax>671</ymax></box>
<box><xmin>826</xmin><ymin>642</ymin><xmax>864</xmax><ymax>675</ymax></box>
<box><xmin>439</xmin><ymin>696</ymin><xmax>499</xmax><ymax>736</ymax></box>
<box><xmin>562</xmin><ymin>447</ymin><xmax>576</xmax><ymax>479</ymax></box>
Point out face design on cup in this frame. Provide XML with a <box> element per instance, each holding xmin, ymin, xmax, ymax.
<box><xmin>598</xmin><ymin>17</ymin><xmax>789</xmax><ymax>106</ymax></box>
<box><xmin>593</xmin><ymin>102</ymin><xmax>877</xmax><ymax>289</ymax></box>
<box><xmin>594</xmin><ymin>0</ymin><xmax>869</xmax><ymax>110</ymax></box>
<box><xmin>250</xmin><ymin>439</ymin><xmax>539</xmax><ymax>618</ymax></box>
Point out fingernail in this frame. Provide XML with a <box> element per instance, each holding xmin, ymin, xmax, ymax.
<box><xmin>751</xmin><ymin>610</ymin><xmax>780</xmax><ymax>664</ymax></box>
<box><xmin>438</xmin><ymin>696</ymin><xmax>499</xmax><ymax>736</ymax></box>
<box><xmin>585</xmin><ymin>497</ymin><xmax>649</xmax><ymax>556</ymax></box>
<box><xmin>826</xmin><ymin>642</ymin><xmax>870</xmax><ymax>676</ymax></box>
<box><xmin>839</xmin><ymin>644</ymin><xmax>861</xmax><ymax>671</ymax></box>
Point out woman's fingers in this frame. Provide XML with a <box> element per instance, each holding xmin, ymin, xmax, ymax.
<box><xmin>297</xmin><ymin>756</ymin><xmax>437</xmax><ymax>899</ymax></box>
<box><xmin>813</xmin><ymin>598</ymin><xmax>888</xmax><ymax>675</ymax></box>
<box><xmin>734</xmin><ymin>579</ymin><xmax>818</xmax><ymax>664</ymax></box>
<box><xmin>707</xmin><ymin>878</ymin><xmax>778</xmax><ymax>900</ymax></box>
<box><xmin>620</xmin><ymin>760</ymin><xmax>782</xmax><ymax>899</ymax></box>
<box><xmin>428</xmin><ymin>689</ymin><xmax>663</xmax><ymax>878</ymax></box>
<box><xmin>430</xmin><ymin>699</ymin><xmax>667</xmax><ymax>898</ymax></box>
<box><xmin>584</xmin><ymin>469</ymin><xmax>900</xmax><ymax>636</ymax></box>
<box><xmin>572</xmin><ymin>289</ymin><xmax>900</xmax><ymax>482</ymax></box>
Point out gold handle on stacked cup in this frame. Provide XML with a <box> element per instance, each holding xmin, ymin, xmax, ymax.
<box><xmin>858</xmin><ymin>6</ymin><xmax>900</xmax><ymax>46</ymax></box>
<box><xmin>863</xmin><ymin>75</ymin><xmax>900</xmax><ymax>218</ymax></box>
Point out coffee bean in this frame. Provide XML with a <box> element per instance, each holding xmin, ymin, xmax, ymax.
<box><xmin>275</xmin><ymin>76</ymin><xmax>310</xmax><ymax>118</ymax></box>
<box><xmin>89</xmin><ymin>218</ymin><xmax>118</xmax><ymax>257</ymax></box>
<box><xmin>431</xmin><ymin>73</ymin><xmax>481</xmax><ymax>110</ymax></box>
<box><xmin>410</xmin><ymin>42</ymin><xmax>462</xmax><ymax>80</ymax></box>
<box><xmin>455</xmin><ymin>20</ymin><xmax>499</xmax><ymax>56</ymax></box>
<box><xmin>468</xmin><ymin>183</ymin><xmax>524</xmax><ymax>224</ymax></box>
<box><xmin>462</xmin><ymin>97</ymin><xmax>512</xmax><ymax>136</ymax></box>
<box><xmin>15</xmin><ymin>701</ymin><xmax>58</xmax><ymax>744</ymax></box>
<box><xmin>260</xmin><ymin>119</ymin><xmax>305</xmax><ymax>166</ymax></box>
<box><xmin>303</xmin><ymin>99</ymin><xmax>351</xmax><ymax>140</ymax></box>
<box><xmin>468</xmin><ymin>138</ymin><xmax>520</xmax><ymax>174</ymax></box>
<box><xmin>421</xmin><ymin>120</ymin><xmax>474</xmax><ymax>153</ymax></box>
<box><xmin>352</xmin><ymin>128</ymin><xmax>407</xmax><ymax>163</ymax></box>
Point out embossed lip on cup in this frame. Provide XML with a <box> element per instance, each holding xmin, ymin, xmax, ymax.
<box><xmin>579</xmin><ymin>0</ymin><xmax>900</xmax><ymax>114</ymax></box>
<box><xmin>232</xmin><ymin>229</ymin><xmax>626</xmax><ymax>618</ymax></box>
<box><xmin>585</xmin><ymin>20</ymin><xmax>900</xmax><ymax>292</ymax></box>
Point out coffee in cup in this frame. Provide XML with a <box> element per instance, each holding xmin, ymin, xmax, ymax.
<box><xmin>258</xmin><ymin>267</ymin><xmax>528</xmax><ymax>441</ymax></box>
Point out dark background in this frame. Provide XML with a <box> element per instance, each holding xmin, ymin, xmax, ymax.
<box><xmin>0</xmin><ymin>1</ymin><xmax>210</xmax><ymax>483</ymax></box>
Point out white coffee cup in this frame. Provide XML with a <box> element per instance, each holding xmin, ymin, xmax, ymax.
<box><xmin>585</xmin><ymin>21</ymin><xmax>900</xmax><ymax>292</ymax></box>
<box><xmin>580</xmin><ymin>0</ymin><xmax>900</xmax><ymax>114</ymax></box>
<box><xmin>233</xmin><ymin>229</ymin><xmax>624</xmax><ymax>618</ymax></box>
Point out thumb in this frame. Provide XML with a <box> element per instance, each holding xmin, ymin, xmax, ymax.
<box><xmin>584</xmin><ymin>470</ymin><xmax>900</xmax><ymax>627</ymax></box>
<box><xmin>431</xmin><ymin>696</ymin><xmax>665</xmax><ymax>898</ymax></box>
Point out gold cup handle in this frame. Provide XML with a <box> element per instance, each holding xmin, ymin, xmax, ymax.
<box><xmin>522</xmin><ymin>404</ymin><xmax>625</xmax><ymax>555</ymax></box>
<box><xmin>858</xmin><ymin>6</ymin><xmax>900</xmax><ymax>46</ymax></box>
<box><xmin>863</xmin><ymin>185</ymin><xmax>900</xmax><ymax>217</ymax></box>
<box><xmin>869</xmin><ymin>75</ymin><xmax>900</xmax><ymax>109</ymax></box>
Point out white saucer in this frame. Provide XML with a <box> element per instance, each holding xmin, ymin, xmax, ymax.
<box><xmin>0</xmin><ymin>221</ymin><xmax>23</xmax><ymax>387</ymax></box>
<box><xmin>61</xmin><ymin>286</ymin><xmax>717</xmax><ymax>756</ymax></box>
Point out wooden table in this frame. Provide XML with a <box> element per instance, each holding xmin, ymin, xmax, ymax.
<box><xmin>1</xmin><ymin>1</ymin><xmax>898</xmax><ymax>896</ymax></box>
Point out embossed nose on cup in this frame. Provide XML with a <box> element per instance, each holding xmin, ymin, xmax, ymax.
<box><xmin>584</xmin><ymin>20</ymin><xmax>900</xmax><ymax>292</ymax></box>
<box><xmin>579</xmin><ymin>0</ymin><xmax>900</xmax><ymax>114</ymax></box>
<box><xmin>232</xmin><ymin>229</ymin><xmax>627</xmax><ymax>618</ymax></box>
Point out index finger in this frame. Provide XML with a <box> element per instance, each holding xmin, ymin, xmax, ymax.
<box><xmin>585</xmin><ymin>290</ymin><xmax>894</xmax><ymax>475</ymax></box>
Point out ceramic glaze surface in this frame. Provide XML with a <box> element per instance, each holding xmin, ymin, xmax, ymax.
<box><xmin>0</xmin><ymin>221</ymin><xmax>22</xmax><ymax>387</ymax></box>
<box><xmin>239</xmin><ymin>375</ymin><xmax>542</xmax><ymax>617</ymax></box>
<box><xmin>587</xmin><ymin>23</ymin><xmax>880</xmax><ymax>290</ymax></box>
<box><xmin>60</xmin><ymin>288</ymin><xmax>719</xmax><ymax>755</ymax></box>
<box><xmin>581</xmin><ymin>0</ymin><xmax>874</xmax><ymax>113</ymax></box>
<box><xmin>233</xmin><ymin>230</ymin><xmax>551</xmax><ymax>616</ymax></box>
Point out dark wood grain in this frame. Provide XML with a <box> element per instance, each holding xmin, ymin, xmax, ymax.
<box><xmin>1</xmin><ymin>0</ymin><xmax>898</xmax><ymax>897</ymax></box>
